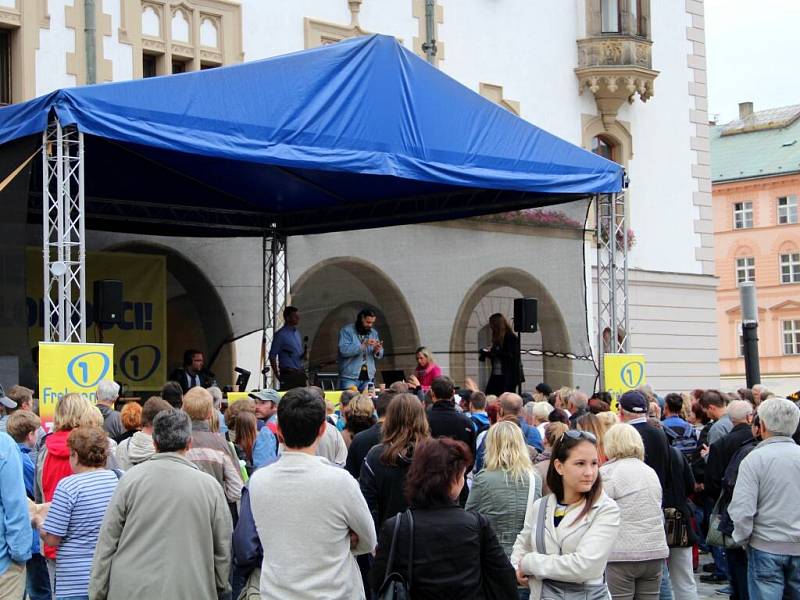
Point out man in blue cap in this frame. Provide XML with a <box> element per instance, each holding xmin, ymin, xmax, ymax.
<box><xmin>251</xmin><ymin>389</ymin><xmax>281</xmax><ymax>468</ymax></box>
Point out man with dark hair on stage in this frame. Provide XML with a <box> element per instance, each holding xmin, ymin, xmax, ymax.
<box><xmin>337</xmin><ymin>308</ymin><xmax>384</xmax><ymax>391</ymax></box>
<box><xmin>170</xmin><ymin>349</ymin><xmax>212</xmax><ymax>393</ymax></box>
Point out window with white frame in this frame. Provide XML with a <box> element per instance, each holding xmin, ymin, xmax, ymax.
<box><xmin>733</xmin><ymin>201</ymin><xmax>753</xmax><ymax>229</ymax></box>
<box><xmin>784</xmin><ymin>320</ymin><xmax>800</xmax><ymax>355</ymax></box>
<box><xmin>781</xmin><ymin>253</ymin><xmax>800</xmax><ymax>283</ymax></box>
<box><xmin>735</xmin><ymin>256</ymin><xmax>755</xmax><ymax>285</ymax></box>
<box><xmin>778</xmin><ymin>196</ymin><xmax>798</xmax><ymax>224</ymax></box>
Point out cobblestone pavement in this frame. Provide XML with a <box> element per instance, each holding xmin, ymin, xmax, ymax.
<box><xmin>695</xmin><ymin>554</ymin><xmax>728</xmax><ymax>600</ymax></box>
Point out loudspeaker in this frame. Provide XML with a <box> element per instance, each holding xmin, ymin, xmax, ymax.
<box><xmin>93</xmin><ymin>280</ymin><xmax>123</xmax><ymax>324</ymax></box>
<box><xmin>513</xmin><ymin>297</ymin><xmax>538</xmax><ymax>333</ymax></box>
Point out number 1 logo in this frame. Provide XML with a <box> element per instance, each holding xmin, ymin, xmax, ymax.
<box><xmin>67</xmin><ymin>352</ymin><xmax>111</xmax><ymax>389</ymax></box>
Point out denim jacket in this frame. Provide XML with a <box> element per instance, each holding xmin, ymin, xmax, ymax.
<box><xmin>337</xmin><ymin>324</ymin><xmax>384</xmax><ymax>381</ymax></box>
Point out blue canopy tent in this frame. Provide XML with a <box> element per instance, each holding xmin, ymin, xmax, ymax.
<box><xmin>0</xmin><ymin>34</ymin><xmax>622</xmax><ymax>236</ymax></box>
<box><xmin>0</xmin><ymin>34</ymin><xmax>627</xmax><ymax>389</ymax></box>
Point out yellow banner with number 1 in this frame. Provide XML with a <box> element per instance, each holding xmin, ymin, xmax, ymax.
<box><xmin>603</xmin><ymin>353</ymin><xmax>646</xmax><ymax>412</ymax></box>
<box><xmin>38</xmin><ymin>342</ymin><xmax>115</xmax><ymax>429</ymax></box>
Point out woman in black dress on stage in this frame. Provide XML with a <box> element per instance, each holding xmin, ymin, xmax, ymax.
<box><xmin>479</xmin><ymin>312</ymin><xmax>524</xmax><ymax>395</ymax></box>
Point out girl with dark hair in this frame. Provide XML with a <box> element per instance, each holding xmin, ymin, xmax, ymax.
<box><xmin>479</xmin><ymin>313</ymin><xmax>523</xmax><ymax>395</ymax></box>
<box><xmin>511</xmin><ymin>431</ymin><xmax>620</xmax><ymax>599</ymax></box>
<box><xmin>359</xmin><ymin>393</ymin><xmax>429</xmax><ymax>532</ymax></box>
<box><xmin>369</xmin><ymin>437</ymin><xmax>517</xmax><ymax>599</ymax></box>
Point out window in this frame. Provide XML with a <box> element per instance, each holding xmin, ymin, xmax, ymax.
<box><xmin>733</xmin><ymin>201</ymin><xmax>753</xmax><ymax>229</ymax></box>
<box><xmin>778</xmin><ymin>196</ymin><xmax>798</xmax><ymax>224</ymax></box>
<box><xmin>592</xmin><ymin>135</ymin><xmax>617</xmax><ymax>162</ymax></box>
<box><xmin>735</xmin><ymin>257</ymin><xmax>755</xmax><ymax>285</ymax></box>
<box><xmin>171</xmin><ymin>60</ymin><xmax>187</xmax><ymax>75</ymax></box>
<box><xmin>781</xmin><ymin>253</ymin><xmax>800</xmax><ymax>283</ymax></box>
<box><xmin>784</xmin><ymin>320</ymin><xmax>800</xmax><ymax>355</ymax></box>
<box><xmin>142</xmin><ymin>54</ymin><xmax>157</xmax><ymax>78</ymax></box>
<box><xmin>0</xmin><ymin>29</ymin><xmax>10</xmax><ymax>106</ymax></box>
<box><xmin>601</xmin><ymin>0</ymin><xmax>620</xmax><ymax>33</ymax></box>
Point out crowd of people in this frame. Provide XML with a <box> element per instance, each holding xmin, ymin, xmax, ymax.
<box><xmin>0</xmin><ymin>362</ymin><xmax>799</xmax><ymax>600</ymax></box>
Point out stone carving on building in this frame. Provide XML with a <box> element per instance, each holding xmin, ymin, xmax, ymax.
<box><xmin>575</xmin><ymin>36</ymin><xmax>658</xmax><ymax>129</ymax></box>
<box><xmin>304</xmin><ymin>0</ymin><xmax>369</xmax><ymax>49</ymax></box>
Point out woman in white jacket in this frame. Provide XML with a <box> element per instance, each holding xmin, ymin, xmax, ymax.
<box><xmin>601</xmin><ymin>423</ymin><xmax>669</xmax><ymax>599</ymax></box>
<box><xmin>511</xmin><ymin>429</ymin><xmax>620</xmax><ymax>600</ymax></box>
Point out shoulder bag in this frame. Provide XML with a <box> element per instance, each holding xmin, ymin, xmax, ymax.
<box><xmin>534</xmin><ymin>496</ymin><xmax>609</xmax><ymax>600</ymax></box>
<box><xmin>706</xmin><ymin>496</ymin><xmax>742</xmax><ymax>550</ymax></box>
<box><xmin>377</xmin><ymin>510</ymin><xmax>414</xmax><ymax>600</ymax></box>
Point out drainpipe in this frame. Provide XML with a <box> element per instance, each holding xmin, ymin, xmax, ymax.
<box><xmin>84</xmin><ymin>0</ymin><xmax>96</xmax><ymax>84</ymax></box>
<box><xmin>421</xmin><ymin>0</ymin><xmax>437</xmax><ymax>64</ymax></box>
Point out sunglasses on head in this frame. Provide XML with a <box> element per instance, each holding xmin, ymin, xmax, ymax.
<box><xmin>560</xmin><ymin>429</ymin><xmax>597</xmax><ymax>443</ymax></box>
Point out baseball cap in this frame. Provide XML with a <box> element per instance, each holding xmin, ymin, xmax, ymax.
<box><xmin>619</xmin><ymin>390</ymin><xmax>647</xmax><ymax>414</ymax></box>
<box><xmin>0</xmin><ymin>384</ymin><xmax>16</xmax><ymax>409</ymax></box>
<box><xmin>248</xmin><ymin>389</ymin><xmax>281</xmax><ymax>404</ymax></box>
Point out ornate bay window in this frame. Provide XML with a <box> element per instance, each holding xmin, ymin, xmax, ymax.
<box><xmin>577</xmin><ymin>0</ymin><xmax>658</xmax><ymax>128</ymax></box>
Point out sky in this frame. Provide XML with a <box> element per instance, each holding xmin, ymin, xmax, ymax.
<box><xmin>705</xmin><ymin>0</ymin><xmax>800</xmax><ymax>123</ymax></box>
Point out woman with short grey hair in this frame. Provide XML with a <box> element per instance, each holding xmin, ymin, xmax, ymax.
<box><xmin>601</xmin><ymin>423</ymin><xmax>668</xmax><ymax>599</ymax></box>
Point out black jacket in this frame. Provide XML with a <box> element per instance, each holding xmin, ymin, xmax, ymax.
<box><xmin>632</xmin><ymin>420</ymin><xmax>672</xmax><ymax>493</ymax></box>
<box><xmin>346</xmin><ymin>422</ymin><xmax>382</xmax><ymax>479</ymax></box>
<box><xmin>427</xmin><ymin>400</ymin><xmax>476</xmax><ymax>458</ymax></box>
<box><xmin>663</xmin><ymin>446</ymin><xmax>698</xmax><ymax>545</ymax></box>
<box><xmin>369</xmin><ymin>505</ymin><xmax>517</xmax><ymax>600</ymax></box>
<box><xmin>479</xmin><ymin>331</ymin><xmax>523</xmax><ymax>392</ymax></box>
<box><xmin>360</xmin><ymin>443</ymin><xmax>412</xmax><ymax>533</ymax></box>
<box><xmin>169</xmin><ymin>367</ymin><xmax>212</xmax><ymax>393</ymax></box>
<box><xmin>705</xmin><ymin>422</ymin><xmax>754</xmax><ymax>501</ymax></box>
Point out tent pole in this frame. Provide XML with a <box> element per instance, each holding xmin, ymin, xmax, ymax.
<box><xmin>42</xmin><ymin>115</ymin><xmax>86</xmax><ymax>343</ymax></box>
<box><xmin>262</xmin><ymin>230</ymin><xmax>288</xmax><ymax>389</ymax></box>
<box><xmin>596</xmin><ymin>190</ymin><xmax>629</xmax><ymax>391</ymax></box>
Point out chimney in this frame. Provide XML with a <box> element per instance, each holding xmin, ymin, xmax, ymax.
<box><xmin>739</xmin><ymin>101</ymin><xmax>754</xmax><ymax>119</ymax></box>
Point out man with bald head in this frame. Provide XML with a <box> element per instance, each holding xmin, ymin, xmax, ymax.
<box><xmin>497</xmin><ymin>392</ymin><xmax>543</xmax><ymax>451</ymax></box>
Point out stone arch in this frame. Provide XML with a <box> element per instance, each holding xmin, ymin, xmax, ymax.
<box><xmin>103</xmin><ymin>241</ymin><xmax>235</xmax><ymax>387</ymax></box>
<box><xmin>450</xmin><ymin>267</ymin><xmax>572</xmax><ymax>390</ymax></box>
<box><xmin>291</xmin><ymin>257</ymin><xmax>420</xmax><ymax>384</ymax></box>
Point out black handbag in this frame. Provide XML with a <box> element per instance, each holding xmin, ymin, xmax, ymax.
<box><xmin>377</xmin><ymin>510</ymin><xmax>414</xmax><ymax>600</ymax></box>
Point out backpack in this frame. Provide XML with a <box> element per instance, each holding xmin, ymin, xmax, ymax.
<box><xmin>663</xmin><ymin>422</ymin><xmax>698</xmax><ymax>459</ymax></box>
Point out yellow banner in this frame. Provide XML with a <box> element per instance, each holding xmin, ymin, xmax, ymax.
<box><xmin>38</xmin><ymin>342</ymin><xmax>115</xmax><ymax>426</ymax></box>
<box><xmin>227</xmin><ymin>390</ymin><xmax>344</xmax><ymax>409</ymax></box>
<box><xmin>27</xmin><ymin>248</ymin><xmax>166</xmax><ymax>390</ymax></box>
<box><xmin>603</xmin><ymin>353</ymin><xmax>646</xmax><ymax>411</ymax></box>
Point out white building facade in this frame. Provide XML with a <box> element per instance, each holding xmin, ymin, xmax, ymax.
<box><xmin>8</xmin><ymin>0</ymin><xmax>719</xmax><ymax>393</ymax></box>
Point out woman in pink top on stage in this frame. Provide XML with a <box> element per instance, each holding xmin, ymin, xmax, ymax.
<box><xmin>407</xmin><ymin>346</ymin><xmax>442</xmax><ymax>391</ymax></box>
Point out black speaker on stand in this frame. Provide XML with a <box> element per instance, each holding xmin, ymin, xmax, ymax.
<box><xmin>513</xmin><ymin>298</ymin><xmax>538</xmax><ymax>394</ymax></box>
<box><xmin>93</xmin><ymin>280</ymin><xmax>123</xmax><ymax>342</ymax></box>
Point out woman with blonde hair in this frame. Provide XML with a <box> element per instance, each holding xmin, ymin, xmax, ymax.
<box><xmin>576</xmin><ymin>413</ymin><xmax>609</xmax><ymax>464</ymax></box>
<box><xmin>466</xmin><ymin>421</ymin><xmax>542</xmax><ymax>558</ymax></box>
<box><xmin>359</xmin><ymin>393</ymin><xmax>429</xmax><ymax>531</ymax></box>
<box><xmin>601</xmin><ymin>423</ymin><xmax>668</xmax><ymax>599</ymax></box>
<box><xmin>341</xmin><ymin>393</ymin><xmax>376</xmax><ymax>448</ymax></box>
<box><xmin>596</xmin><ymin>411</ymin><xmax>618</xmax><ymax>430</ymax></box>
<box><xmin>479</xmin><ymin>312</ymin><xmax>523</xmax><ymax>395</ymax></box>
<box><xmin>407</xmin><ymin>346</ymin><xmax>442</xmax><ymax>392</ymax></box>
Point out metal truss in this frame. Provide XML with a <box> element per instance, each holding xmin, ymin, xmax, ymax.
<box><xmin>262</xmin><ymin>232</ymin><xmax>289</xmax><ymax>388</ymax></box>
<box><xmin>42</xmin><ymin>117</ymin><xmax>86</xmax><ymax>343</ymax></box>
<box><xmin>596</xmin><ymin>191</ymin><xmax>629</xmax><ymax>390</ymax></box>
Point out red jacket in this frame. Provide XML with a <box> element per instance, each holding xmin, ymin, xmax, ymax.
<box><xmin>41</xmin><ymin>430</ymin><xmax>73</xmax><ymax>559</ymax></box>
